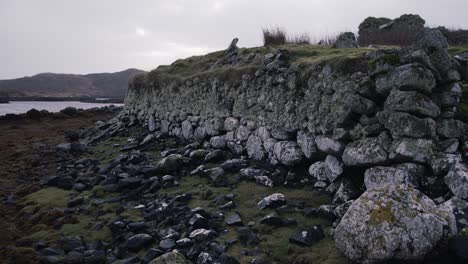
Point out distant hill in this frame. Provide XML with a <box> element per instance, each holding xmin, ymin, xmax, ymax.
<box><xmin>0</xmin><ymin>68</ymin><xmax>145</xmax><ymax>98</ymax></box>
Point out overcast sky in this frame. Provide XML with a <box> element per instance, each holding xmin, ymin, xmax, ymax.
<box><xmin>1</xmin><ymin>0</ymin><xmax>467</xmax><ymax>79</ymax></box>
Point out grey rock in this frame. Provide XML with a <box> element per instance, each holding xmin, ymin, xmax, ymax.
<box><xmin>364</xmin><ymin>163</ymin><xmax>425</xmax><ymax>189</ymax></box>
<box><xmin>210</xmin><ymin>135</ymin><xmax>227</xmax><ymax>149</ymax></box>
<box><xmin>414</xmin><ymin>28</ymin><xmax>452</xmax><ymax>78</ymax></box>
<box><xmin>181</xmin><ymin>120</ymin><xmax>193</xmax><ymax>139</ymax></box>
<box><xmin>270</xmin><ymin>126</ymin><xmax>293</xmax><ymax>140</ymax></box>
<box><xmin>389</xmin><ymin>138</ymin><xmax>433</xmax><ymax>164</ymax></box>
<box><xmin>194</xmin><ymin>126</ymin><xmax>208</xmax><ymax>142</ymax></box>
<box><xmin>236</xmin><ymin>125</ymin><xmax>251</xmax><ymax>142</ymax></box>
<box><xmin>375</xmin><ymin>63</ymin><xmax>436</xmax><ymax>95</ymax></box>
<box><xmin>189</xmin><ymin>229</ymin><xmax>215</xmax><ymax>241</ymax></box>
<box><xmin>273</xmin><ymin>141</ymin><xmax>304</xmax><ymax>166</ymax></box>
<box><xmin>246</xmin><ymin>135</ymin><xmax>265</xmax><ymax>160</ymax></box>
<box><xmin>308</xmin><ymin>155</ymin><xmax>343</xmax><ymax>182</ymax></box>
<box><xmin>332</xmin><ymin>181</ymin><xmax>359</xmax><ymax>204</ymax></box>
<box><xmin>334</xmin><ymin>32</ymin><xmax>358</xmax><ymax>48</ymax></box>
<box><xmin>445</xmin><ymin>162</ymin><xmax>468</xmax><ymax>199</ymax></box>
<box><xmin>334</xmin><ymin>185</ymin><xmax>456</xmax><ymax>264</ymax></box>
<box><xmin>225</xmin><ymin>212</ymin><xmax>243</xmax><ymax>226</ymax></box>
<box><xmin>297</xmin><ymin>130</ymin><xmax>319</xmax><ymax>159</ymax></box>
<box><xmin>221</xmin><ymin>159</ymin><xmax>248</xmax><ymax>172</ymax></box>
<box><xmin>436</xmin><ymin>118</ymin><xmax>468</xmax><ymax>139</ymax></box>
<box><xmin>148</xmin><ymin>251</ymin><xmax>189</xmax><ymax>264</ymax></box>
<box><xmin>430</xmin><ymin>153</ymin><xmax>461</xmax><ymax>176</ymax></box>
<box><xmin>159</xmin><ymin>239</ymin><xmax>175</xmax><ymax>250</ymax></box>
<box><xmin>155</xmin><ymin>154</ymin><xmax>188</xmax><ymax>173</ymax></box>
<box><xmin>342</xmin><ymin>133</ymin><xmax>391</xmax><ymax>166</ymax></box>
<box><xmin>255</xmin><ymin>175</ymin><xmax>274</xmax><ymax>188</ymax></box>
<box><xmin>384</xmin><ymin>90</ymin><xmax>440</xmax><ymax>118</ymax></box>
<box><xmin>205</xmin><ymin>118</ymin><xmax>223</xmax><ymax>136</ymax></box>
<box><xmin>377</xmin><ymin>111</ymin><xmax>436</xmax><ymax>138</ymax></box>
<box><xmin>257</xmin><ymin>193</ymin><xmax>286</xmax><ymax>210</ymax></box>
<box><xmin>224</xmin><ymin>117</ymin><xmax>239</xmax><ymax>131</ymax></box>
<box><xmin>148</xmin><ymin>114</ymin><xmax>156</xmax><ymax>132</ymax></box>
<box><xmin>289</xmin><ymin>226</ymin><xmax>325</xmax><ymax>246</ymax></box>
<box><xmin>240</xmin><ymin>168</ymin><xmax>268</xmax><ymax>180</ymax></box>
<box><xmin>315</xmin><ymin>136</ymin><xmax>345</xmax><ymax>156</ymax></box>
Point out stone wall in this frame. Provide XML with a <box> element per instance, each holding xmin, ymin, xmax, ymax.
<box><xmin>124</xmin><ymin>28</ymin><xmax>468</xmax><ymax>263</ymax></box>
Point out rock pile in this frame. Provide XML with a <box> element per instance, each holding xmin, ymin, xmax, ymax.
<box><xmin>109</xmin><ymin>27</ymin><xmax>468</xmax><ymax>263</ymax></box>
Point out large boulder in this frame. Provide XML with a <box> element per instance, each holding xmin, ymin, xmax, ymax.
<box><xmin>342</xmin><ymin>133</ymin><xmax>391</xmax><ymax>166</ymax></box>
<box><xmin>375</xmin><ymin>63</ymin><xmax>436</xmax><ymax>96</ymax></box>
<box><xmin>155</xmin><ymin>154</ymin><xmax>189</xmax><ymax>174</ymax></box>
<box><xmin>335</xmin><ymin>184</ymin><xmax>456</xmax><ymax>264</ymax></box>
<box><xmin>273</xmin><ymin>141</ymin><xmax>304</xmax><ymax>166</ymax></box>
<box><xmin>246</xmin><ymin>135</ymin><xmax>266</xmax><ymax>160</ymax></box>
<box><xmin>334</xmin><ymin>32</ymin><xmax>359</xmax><ymax>48</ymax></box>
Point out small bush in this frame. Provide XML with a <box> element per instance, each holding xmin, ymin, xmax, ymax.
<box><xmin>263</xmin><ymin>27</ymin><xmax>287</xmax><ymax>46</ymax></box>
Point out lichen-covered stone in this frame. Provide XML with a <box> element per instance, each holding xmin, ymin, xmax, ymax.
<box><xmin>389</xmin><ymin>138</ymin><xmax>433</xmax><ymax>164</ymax></box>
<box><xmin>297</xmin><ymin>130</ymin><xmax>319</xmax><ymax>159</ymax></box>
<box><xmin>273</xmin><ymin>141</ymin><xmax>303</xmax><ymax>166</ymax></box>
<box><xmin>384</xmin><ymin>89</ymin><xmax>440</xmax><ymax>118</ymax></box>
<box><xmin>342</xmin><ymin>133</ymin><xmax>391</xmax><ymax>166</ymax></box>
<box><xmin>308</xmin><ymin>155</ymin><xmax>343</xmax><ymax>182</ymax></box>
<box><xmin>375</xmin><ymin>63</ymin><xmax>436</xmax><ymax>96</ymax></box>
<box><xmin>246</xmin><ymin>135</ymin><xmax>265</xmax><ymax>160</ymax></box>
<box><xmin>377</xmin><ymin>111</ymin><xmax>436</xmax><ymax>138</ymax></box>
<box><xmin>335</xmin><ymin>184</ymin><xmax>456</xmax><ymax>264</ymax></box>
<box><xmin>445</xmin><ymin>162</ymin><xmax>468</xmax><ymax>199</ymax></box>
<box><xmin>364</xmin><ymin>163</ymin><xmax>425</xmax><ymax>189</ymax></box>
<box><xmin>315</xmin><ymin>136</ymin><xmax>345</xmax><ymax>156</ymax></box>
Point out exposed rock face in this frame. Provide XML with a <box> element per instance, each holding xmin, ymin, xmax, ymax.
<box><xmin>335</xmin><ymin>185</ymin><xmax>456</xmax><ymax>264</ymax></box>
<box><xmin>333</xmin><ymin>32</ymin><xmax>359</xmax><ymax>48</ymax></box>
<box><xmin>445</xmin><ymin>162</ymin><xmax>468</xmax><ymax>199</ymax></box>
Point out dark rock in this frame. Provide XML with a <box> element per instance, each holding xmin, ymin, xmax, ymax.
<box><xmin>59</xmin><ymin>237</ymin><xmax>84</xmax><ymax>252</ymax></box>
<box><xmin>221</xmin><ymin>159</ymin><xmax>248</xmax><ymax>172</ymax></box>
<box><xmin>237</xmin><ymin>227</ymin><xmax>259</xmax><ymax>246</ymax></box>
<box><xmin>159</xmin><ymin>239</ymin><xmax>175</xmax><ymax>251</ymax></box>
<box><xmin>289</xmin><ymin>226</ymin><xmax>325</xmax><ymax>246</ymax></box>
<box><xmin>189</xmin><ymin>214</ymin><xmax>209</xmax><ymax>229</ymax></box>
<box><xmin>449</xmin><ymin>236</ymin><xmax>468</xmax><ymax>261</ymax></box>
<box><xmin>225</xmin><ymin>212</ymin><xmax>243</xmax><ymax>226</ymax></box>
<box><xmin>126</xmin><ymin>234</ymin><xmax>153</xmax><ymax>252</ymax></box>
<box><xmin>67</xmin><ymin>197</ymin><xmax>84</xmax><ymax>207</ymax></box>
<box><xmin>189</xmin><ymin>229</ymin><xmax>215</xmax><ymax>242</ymax></box>
<box><xmin>334</xmin><ymin>32</ymin><xmax>359</xmax><ymax>48</ymax></box>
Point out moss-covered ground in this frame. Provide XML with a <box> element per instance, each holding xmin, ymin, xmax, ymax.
<box><xmin>161</xmin><ymin>174</ymin><xmax>349</xmax><ymax>264</ymax></box>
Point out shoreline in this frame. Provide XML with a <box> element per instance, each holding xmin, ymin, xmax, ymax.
<box><xmin>0</xmin><ymin>96</ymin><xmax>124</xmax><ymax>104</ymax></box>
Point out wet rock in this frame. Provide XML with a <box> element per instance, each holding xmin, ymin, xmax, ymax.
<box><xmin>375</xmin><ymin>63</ymin><xmax>436</xmax><ymax>96</ymax></box>
<box><xmin>273</xmin><ymin>141</ymin><xmax>303</xmax><ymax>166</ymax></box>
<box><xmin>445</xmin><ymin>162</ymin><xmax>468</xmax><ymax>199</ymax></box>
<box><xmin>225</xmin><ymin>212</ymin><xmax>243</xmax><ymax>226</ymax></box>
<box><xmin>342</xmin><ymin>132</ymin><xmax>391</xmax><ymax>166</ymax></box>
<box><xmin>334</xmin><ymin>185</ymin><xmax>456</xmax><ymax>264</ymax></box>
<box><xmin>148</xmin><ymin>251</ymin><xmax>189</xmax><ymax>264</ymax></box>
<box><xmin>126</xmin><ymin>234</ymin><xmax>153</xmax><ymax>252</ymax></box>
<box><xmin>364</xmin><ymin>163</ymin><xmax>425</xmax><ymax>189</ymax></box>
<box><xmin>257</xmin><ymin>193</ymin><xmax>286</xmax><ymax>210</ymax></box>
<box><xmin>289</xmin><ymin>226</ymin><xmax>325</xmax><ymax>246</ymax></box>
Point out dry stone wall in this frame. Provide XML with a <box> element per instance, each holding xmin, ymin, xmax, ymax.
<box><xmin>124</xmin><ymin>28</ymin><xmax>468</xmax><ymax>263</ymax></box>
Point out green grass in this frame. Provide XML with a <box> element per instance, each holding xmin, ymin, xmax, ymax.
<box><xmin>448</xmin><ymin>45</ymin><xmax>468</xmax><ymax>56</ymax></box>
<box><xmin>82</xmin><ymin>136</ymin><xmax>128</xmax><ymax>164</ymax></box>
<box><xmin>21</xmin><ymin>187</ymin><xmax>72</xmax><ymax>209</ymax></box>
